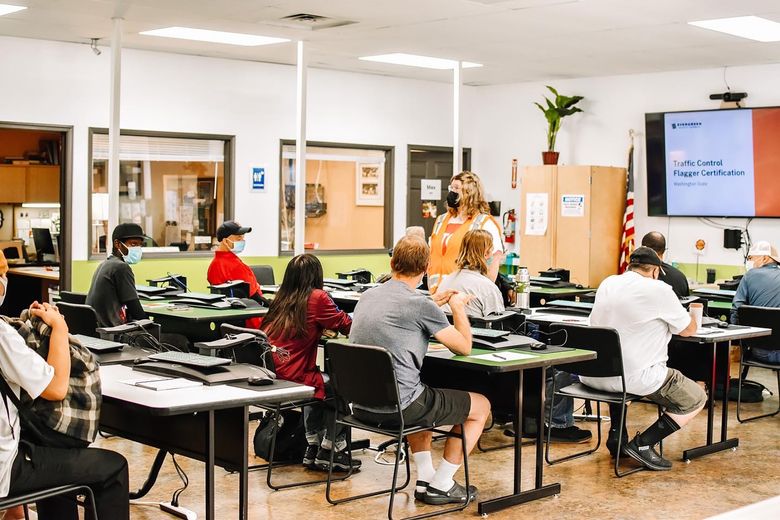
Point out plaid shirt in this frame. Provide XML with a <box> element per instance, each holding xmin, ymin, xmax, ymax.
<box><xmin>0</xmin><ymin>311</ymin><xmax>101</xmax><ymax>443</ymax></box>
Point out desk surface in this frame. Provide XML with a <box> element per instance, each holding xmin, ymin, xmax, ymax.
<box><xmin>142</xmin><ymin>301</ymin><xmax>268</xmax><ymax>322</ymax></box>
<box><xmin>425</xmin><ymin>345</ymin><xmax>596</xmax><ymax>373</ymax></box>
<box><xmin>7</xmin><ymin>266</ymin><xmax>60</xmax><ymax>281</ymax></box>
<box><xmin>100</xmin><ymin>364</ymin><xmax>313</xmax><ymax>415</ymax></box>
<box><xmin>530</xmin><ymin>286</ymin><xmax>592</xmax><ymax>295</ymax></box>
<box><xmin>708</xmin><ymin>300</ymin><xmax>732</xmax><ymax>310</ymax></box>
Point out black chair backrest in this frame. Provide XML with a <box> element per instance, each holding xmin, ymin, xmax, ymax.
<box><xmin>219</xmin><ymin>323</ymin><xmax>274</xmax><ymax>369</ymax></box>
<box><xmin>56</xmin><ymin>302</ymin><xmax>99</xmax><ymax>337</ymax></box>
<box><xmin>251</xmin><ymin>265</ymin><xmax>276</xmax><ymax>286</ymax></box>
<box><xmin>59</xmin><ymin>291</ymin><xmax>87</xmax><ymax>304</ymax></box>
<box><xmin>737</xmin><ymin>305</ymin><xmax>780</xmax><ymax>351</ymax></box>
<box><xmin>326</xmin><ymin>342</ymin><xmax>401</xmax><ymax>410</ymax></box>
<box><xmin>550</xmin><ymin>323</ymin><xmax>624</xmax><ymax>378</ymax></box>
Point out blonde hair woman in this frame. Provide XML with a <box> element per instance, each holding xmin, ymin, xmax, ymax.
<box><xmin>428</xmin><ymin>171</ymin><xmax>503</xmax><ymax>293</ymax></box>
<box><xmin>438</xmin><ymin>230</ymin><xmax>505</xmax><ymax>317</ymax></box>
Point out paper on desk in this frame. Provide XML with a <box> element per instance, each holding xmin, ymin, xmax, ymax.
<box><xmin>471</xmin><ymin>352</ymin><xmax>536</xmax><ymax>362</ymax></box>
<box><xmin>135</xmin><ymin>378</ymin><xmax>203</xmax><ymax>391</ymax></box>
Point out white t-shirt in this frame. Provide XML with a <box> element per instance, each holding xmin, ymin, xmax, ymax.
<box><xmin>581</xmin><ymin>271</ymin><xmax>691</xmax><ymax>396</ymax></box>
<box><xmin>0</xmin><ymin>321</ymin><xmax>54</xmax><ymax>497</ymax></box>
<box><xmin>438</xmin><ymin>268</ymin><xmax>505</xmax><ymax>318</ymax></box>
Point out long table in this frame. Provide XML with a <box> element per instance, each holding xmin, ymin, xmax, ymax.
<box><xmin>526</xmin><ymin>309</ymin><xmax>771</xmax><ymax>461</ymax></box>
<box><xmin>99</xmin><ymin>364</ymin><xmax>313</xmax><ymax>520</ymax></box>
<box><xmin>141</xmin><ymin>300</ymin><xmax>268</xmax><ymax>341</ymax></box>
<box><xmin>423</xmin><ymin>345</ymin><xmax>596</xmax><ymax>515</ymax></box>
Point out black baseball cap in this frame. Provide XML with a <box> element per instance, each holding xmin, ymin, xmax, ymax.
<box><xmin>112</xmin><ymin>223</ymin><xmax>146</xmax><ymax>242</ymax></box>
<box><xmin>217</xmin><ymin>220</ymin><xmax>252</xmax><ymax>241</ymax></box>
<box><xmin>629</xmin><ymin>246</ymin><xmax>662</xmax><ymax>267</ymax></box>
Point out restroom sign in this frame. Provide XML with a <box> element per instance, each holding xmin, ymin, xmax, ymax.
<box><xmin>251</xmin><ymin>167</ymin><xmax>266</xmax><ymax>191</ymax></box>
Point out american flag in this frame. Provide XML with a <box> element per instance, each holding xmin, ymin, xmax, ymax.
<box><xmin>618</xmin><ymin>135</ymin><xmax>635</xmax><ymax>273</ymax></box>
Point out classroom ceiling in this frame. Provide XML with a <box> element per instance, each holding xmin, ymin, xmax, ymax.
<box><xmin>3</xmin><ymin>0</ymin><xmax>780</xmax><ymax>85</ymax></box>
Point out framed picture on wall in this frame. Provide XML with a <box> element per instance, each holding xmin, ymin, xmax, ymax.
<box><xmin>355</xmin><ymin>162</ymin><xmax>384</xmax><ymax>206</ymax></box>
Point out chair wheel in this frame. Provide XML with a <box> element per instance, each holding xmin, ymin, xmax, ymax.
<box><xmin>684</xmin><ymin>459</ymin><xmax>691</xmax><ymax>464</ymax></box>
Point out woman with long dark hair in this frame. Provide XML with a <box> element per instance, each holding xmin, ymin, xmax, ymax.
<box><xmin>261</xmin><ymin>254</ymin><xmax>358</xmax><ymax>471</ymax></box>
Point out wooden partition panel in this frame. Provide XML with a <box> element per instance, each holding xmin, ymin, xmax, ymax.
<box><xmin>555</xmin><ymin>166</ymin><xmax>592</xmax><ymax>286</ymax></box>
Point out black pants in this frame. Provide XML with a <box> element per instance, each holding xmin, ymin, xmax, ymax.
<box><xmin>8</xmin><ymin>441</ymin><xmax>129</xmax><ymax>520</ymax></box>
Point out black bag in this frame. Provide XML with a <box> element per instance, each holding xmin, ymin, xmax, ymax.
<box><xmin>713</xmin><ymin>378</ymin><xmax>768</xmax><ymax>403</ymax></box>
<box><xmin>253</xmin><ymin>409</ymin><xmax>307</xmax><ymax>463</ymax></box>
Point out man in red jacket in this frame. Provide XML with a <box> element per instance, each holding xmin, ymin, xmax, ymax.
<box><xmin>207</xmin><ymin>221</ymin><xmax>265</xmax><ymax>327</ymax></box>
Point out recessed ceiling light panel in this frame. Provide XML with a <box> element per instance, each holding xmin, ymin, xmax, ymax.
<box><xmin>688</xmin><ymin>16</ymin><xmax>780</xmax><ymax>42</ymax></box>
<box><xmin>140</xmin><ymin>26</ymin><xmax>289</xmax><ymax>46</ymax></box>
<box><xmin>0</xmin><ymin>3</ymin><xmax>26</xmax><ymax>16</ymax></box>
<box><xmin>359</xmin><ymin>53</ymin><xmax>483</xmax><ymax>70</ymax></box>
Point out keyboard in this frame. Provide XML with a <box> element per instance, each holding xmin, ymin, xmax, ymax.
<box><xmin>471</xmin><ymin>327</ymin><xmax>511</xmax><ymax>339</ymax></box>
<box><xmin>73</xmin><ymin>334</ymin><xmax>125</xmax><ymax>352</ymax></box>
<box><xmin>148</xmin><ymin>351</ymin><xmax>232</xmax><ymax>368</ymax></box>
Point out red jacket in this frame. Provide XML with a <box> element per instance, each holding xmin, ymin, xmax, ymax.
<box><xmin>265</xmin><ymin>289</ymin><xmax>351</xmax><ymax>400</ymax></box>
<box><xmin>207</xmin><ymin>251</ymin><xmax>263</xmax><ymax>328</ymax></box>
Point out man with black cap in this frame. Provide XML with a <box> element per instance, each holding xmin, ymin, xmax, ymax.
<box><xmin>207</xmin><ymin>221</ymin><xmax>264</xmax><ymax>322</ymax></box>
<box><xmin>86</xmin><ymin>223</ymin><xmax>147</xmax><ymax>327</ymax></box>
<box><xmin>641</xmin><ymin>231</ymin><xmax>690</xmax><ymax>297</ymax></box>
<box><xmin>582</xmin><ymin>246</ymin><xmax>705</xmax><ymax>471</ymax></box>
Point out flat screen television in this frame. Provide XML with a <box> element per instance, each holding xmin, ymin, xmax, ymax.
<box><xmin>646</xmin><ymin>106</ymin><xmax>780</xmax><ymax>217</ymax></box>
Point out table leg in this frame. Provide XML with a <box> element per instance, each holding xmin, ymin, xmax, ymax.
<box><xmin>206</xmin><ymin>410</ymin><xmax>215</xmax><ymax>520</ymax></box>
<box><xmin>478</xmin><ymin>367</ymin><xmax>560</xmax><ymax>515</ymax></box>
<box><xmin>239</xmin><ymin>407</ymin><xmax>248</xmax><ymax>520</ymax></box>
<box><xmin>683</xmin><ymin>341</ymin><xmax>739</xmax><ymax>461</ymax></box>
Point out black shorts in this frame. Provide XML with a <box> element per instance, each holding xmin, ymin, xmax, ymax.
<box><xmin>353</xmin><ymin>385</ymin><xmax>471</xmax><ymax>429</ymax></box>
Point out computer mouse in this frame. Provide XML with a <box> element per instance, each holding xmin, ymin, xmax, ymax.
<box><xmin>530</xmin><ymin>343</ymin><xmax>548</xmax><ymax>351</ymax></box>
<box><xmin>717</xmin><ymin>321</ymin><xmax>730</xmax><ymax>329</ymax></box>
<box><xmin>230</xmin><ymin>299</ymin><xmax>247</xmax><ymax>309</ymax></box>
<box><xmin>247</xmin><ymin>376</ymin><xmax>273</xmax><ymax>386</ymax></box>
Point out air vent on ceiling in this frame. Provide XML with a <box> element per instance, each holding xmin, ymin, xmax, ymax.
<box><xmin>279</xmin><ymin>13</ymin><xmax>356</xmax><ymax>30</ymax></box>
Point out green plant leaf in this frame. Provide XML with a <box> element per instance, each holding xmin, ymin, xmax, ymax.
<box><xmin>534</xmin><ymin>85</ymin><xmax>584</xmax><ymax>151</ymax></box>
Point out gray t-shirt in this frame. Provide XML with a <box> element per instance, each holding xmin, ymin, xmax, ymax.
<box><xmin>437</xmin><ymin>268</ymin><xmax>505</xmax><ymax>318</ymax></box>
<box><xmin>349</xmin><ymin>279</ymin><xmax>450</xmax><ymax>409</ymax></box>
<box><xmin>85</xmin><ymin>256</ymin><xmax>139</xmax><ymax>327</ymax></box>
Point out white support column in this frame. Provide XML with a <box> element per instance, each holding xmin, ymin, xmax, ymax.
<box><xmin>294</xmin><ymin>41</ymin><xmax>308</xmax><ymax>256</ymax></box>
<box><xmin>453</xmin><ymin>61</ymin><xmax>462</xmax><ymax>175</ymax></box>
<box><xmin>107</xmin><ymin>17</ymin><xmax>123</xmax><ymax>235</ymax></box>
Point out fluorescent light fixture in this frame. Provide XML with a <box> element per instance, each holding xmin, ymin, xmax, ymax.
<box><xmin>688</xmin><ymin>16</ymin><xmax>780</xmax><ymax>42</ymax></box>
<box><xmin>359</xmin><ymin>53</ymin><xmax>482</xmax><ymax>70</ymax></box>
<box><xmin>21</xmin><ymin>203</ymin><xmax>60</xmax><ymax>209</ymax></box>
<box><xmin>0</xmin><ymin>4</ymin><xmax>26</xmax><ymax>16</ymax></box>
<box><xmin>139</xmin><ymin>26</ymin><xmax>289</xmax><ymax>47</ymax></box>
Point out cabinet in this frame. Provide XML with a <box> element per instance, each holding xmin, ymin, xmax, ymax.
<box><xmin>0</xmin><ymin>165</ymin><xmax>60</xmax><ymax>203</ymax></box>
<box><xmin>519</xmin><ymin>165</ymin><xmax>626</xmax><ymax>288</ymax></box>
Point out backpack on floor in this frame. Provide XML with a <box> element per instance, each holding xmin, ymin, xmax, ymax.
<box><xmin>253</xmin><ymin>409</ymin><xmax>307</xmax><ymax>463</ymax></box>
<box><xmin>713</xmin><ymin>378</ymin><xmax>769</xmax><ymax>403</ymax></box>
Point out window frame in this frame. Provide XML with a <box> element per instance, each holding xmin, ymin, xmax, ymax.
<box><xmin>87</xmin><ymin>127</ymin><xmax>235</xmax><ymax>260</ymax></box>
<box><xmin>278</xmin><ymin>139</ymin><xmax>394</xmax><ymax>256</ymax></box>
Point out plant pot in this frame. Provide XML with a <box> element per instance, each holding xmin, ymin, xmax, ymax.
<box><xmin>542</xmin><ymin>151</ymin><xmax>559</xmax><ymax>165</ymax></box>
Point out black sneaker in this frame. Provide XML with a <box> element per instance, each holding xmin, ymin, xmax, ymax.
<box><xmin>423</xmin><ymin>481</ymin><xmax>478</xmax><ymax>506</ymax></box>
<box><xmin>623</xmin><ymin>437</ymin><xmax>672</xmax><ymax>471</ymax></box>
<box><xmin>302</xmin><ymin>444</ymin><xmax>318</xmax><ymax>469</ymax></box>
<box><xmin>314</xmin><ymin>448</ymin><xmax>362</xmax><ymax>472</ymax></box>
<box><xmin>548</xmin><ymin>426</ymin><xmax>592</xmax><ymax>443</ymax></box>
<box><xmin>414</xmin><ymin>480</ymin><xmax>428</xmax><ymax>501</ymax></box>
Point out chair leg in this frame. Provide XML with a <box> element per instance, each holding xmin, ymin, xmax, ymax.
<box><xmin>737</xmin><ymin>361</ymin><xmax>780</xmax><ymax>423</ymax></box>
<box><xmin>544</xmin><ymin>394</ymin><xmax>602</xmax><ymax>466</ymax></box>
<box><xmin>614</xmin><ymin>401</ymin><xmax>644</xmax><ymax>478</ymax></box>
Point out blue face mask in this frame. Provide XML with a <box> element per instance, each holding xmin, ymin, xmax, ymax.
<box><xmin>121</xmin><ymin>243</ymin><xmax>143</xmax><ymax>265</ymax></box>
<box><xmin>486</xmin><ymin>256</ymin><xmax>494</xmax><ymax>266</ymax></box>
<box><xmin>231</xmin><ymin>240</ymin><xmax>246</xmax><ymax>254</ymax></box>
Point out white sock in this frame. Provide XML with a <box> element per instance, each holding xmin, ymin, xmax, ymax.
<box><xmin>413</xmin><ymin>451</ymin><xmax>435</xmax><ymax>491</ymax></box>
<box><xmin>429</xmin><ymin>458</ymin><xmax>460</xmax><ymax>492</ymax></box>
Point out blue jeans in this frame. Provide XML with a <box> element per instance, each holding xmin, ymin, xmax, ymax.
<box><xmin>546</xmin><ymin>370</ymin><xmax>576</xmax><ymax>428</ymax></box>
<box><xmin>749</xmin><ymin>347</ymin><xmax>780</xmax><ymax>364</ymax></box>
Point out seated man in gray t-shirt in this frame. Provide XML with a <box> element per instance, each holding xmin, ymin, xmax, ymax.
<box><xmin>350</xmin><ymin>236</ymin><xmax>490</xmax><ymax>506</ymax></box>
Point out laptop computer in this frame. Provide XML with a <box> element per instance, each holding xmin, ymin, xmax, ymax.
<box><xmin>472</xmin><ymin>334</ymin><xmax>545</xmax><ymax>351</ymax></box>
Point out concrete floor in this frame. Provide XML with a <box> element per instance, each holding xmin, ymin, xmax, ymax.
<box><xmin>98</xmin><ymin>369</ymin><xmax>780</xmax><ymax>520</ymax></box>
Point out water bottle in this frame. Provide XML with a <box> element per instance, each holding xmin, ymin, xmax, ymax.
<box><xmin>517</xmin><ymin>266</ymin><xmax>530</xmax><ymax>309</ymax></box>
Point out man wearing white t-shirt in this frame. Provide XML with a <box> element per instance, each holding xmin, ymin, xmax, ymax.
<box><xmin>582</xmin><ymin>247</ymin><xmax>705</xmax><ymax>471</ymax></box>
<box><xmin>0</xmin><ymin>252</ymin><xmax>129</xmax><ymax>519</ymax></box>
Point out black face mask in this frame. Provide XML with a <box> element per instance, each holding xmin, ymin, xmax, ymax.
<box><xmin>446</xmin><ymin>190</ymin><xmax>460</xmax><ymax>209</ymax></box>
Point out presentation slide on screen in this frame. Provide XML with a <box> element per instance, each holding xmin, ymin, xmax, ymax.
<box><xmin>664</xmin><ymin>108</ymin><xmax>780</xmax><ymax>216</ymax></box>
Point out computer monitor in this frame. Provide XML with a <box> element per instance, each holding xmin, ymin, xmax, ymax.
<box><xmin>32</xmin><ymin>228</ymin><xmax>55</xmax><ymax>257</ymax></box>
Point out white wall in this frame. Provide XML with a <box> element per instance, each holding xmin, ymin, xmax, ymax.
<box><xmin>466</xmin><ymin>65</ymin><xmax>780</xmax><ymax>266</ymax></box>
<box><xmin>0</xmin><ymin>36</ymin><xmax>465</xmax><ymax>260</ymax></box>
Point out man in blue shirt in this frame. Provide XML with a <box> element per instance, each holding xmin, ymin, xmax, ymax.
<box><xmin>731</xmin><ymin>240</ymin><xmax>780</xmax><ymax>364</ymax></box>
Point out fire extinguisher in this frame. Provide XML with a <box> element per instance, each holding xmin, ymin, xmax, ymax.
<box><xmin>503</xmin><ymin>209</ymin><xmax>516</xmax><ymax>244</ymax></box>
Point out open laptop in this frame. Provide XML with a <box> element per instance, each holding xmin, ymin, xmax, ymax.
<box><xmin>471</xmin><ymin>331</ymin><xmax>545</xmax><ymax>351</ymax></box>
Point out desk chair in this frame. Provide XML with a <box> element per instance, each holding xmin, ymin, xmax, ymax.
<box><xmin>0</xmin><ymin>484</ymin><xmax>97</xmax><ymax>520</ymax></box>
<box><xmin>325</xmin><ymin>341</ymin><xmax>472</xmax><ymax>520</ymax></box>
<box><xmin>736</xmin><ymin>305</ymin><xmax>780</xmax><ymax>422</ymax></box>
<box><xmin>56</xmin><ymin>302</ymin><xmax>99</xmax><ymax>337</ymax></box>
<box><xmin>0</xmin><ymin>239</ymin><xmax>25</xmax><ymax>262</ymax></box>
<box><xmin>250</xmin><ymin>265</ymin><xmax>276</xmax><ymax>286</ymax></box>
<box><xmin>59</xmin><ymin>291</ymin><xmax>88</xmax><ymax>304</ymax></box>
<box><xmin>545</xmin><ymin>323</ymin><xmax>662</xmax><ymax>477</ymax></box>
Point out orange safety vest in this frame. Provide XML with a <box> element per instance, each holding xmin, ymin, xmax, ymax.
<box><xmin>428</xmin><ymin>212</ymin><xmax>500</xmax><ymax>293</ymax></box>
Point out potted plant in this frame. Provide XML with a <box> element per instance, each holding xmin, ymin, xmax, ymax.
<box><xmin>535</xmin><ymin>85</ymin><xmax>584</xmax><ymax>165</ymax></box>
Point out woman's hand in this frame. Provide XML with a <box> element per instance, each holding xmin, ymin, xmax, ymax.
<box><xmin>30</xmin><ymin>302</ymin><xmax>68</xmax><ymax>330</ymax></box>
